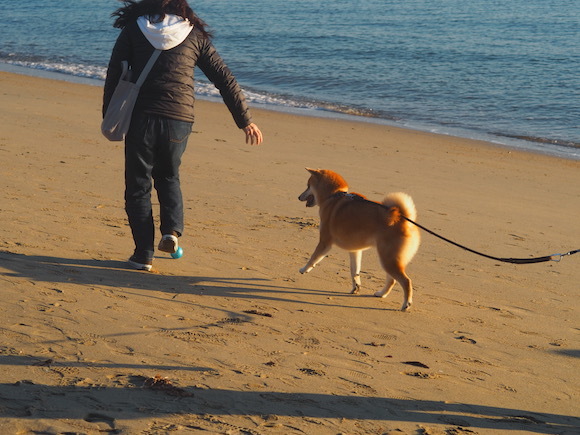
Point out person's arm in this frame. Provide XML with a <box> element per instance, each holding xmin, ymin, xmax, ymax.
<box><xmin>197</xmin><ymin>38</ymin><xmax>263</xmax><ymax>144</ymax></box>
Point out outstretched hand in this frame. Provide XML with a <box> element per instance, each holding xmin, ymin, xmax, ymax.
<box><xmin>243</xmin><ymin>123</ymin><xmax>263</xmax><ymax>145</ymax></box>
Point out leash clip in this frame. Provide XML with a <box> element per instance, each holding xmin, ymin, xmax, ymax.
<box><xmin>553</xmin><ymin>249</ymin><xmax>580</xmax><ymax>262</ymax></box>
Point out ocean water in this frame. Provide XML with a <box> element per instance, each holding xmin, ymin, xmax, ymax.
<box><xmin>1</xmin><ymin>0</ymin><xmax>578</xmax><ymax>159</ymax></box>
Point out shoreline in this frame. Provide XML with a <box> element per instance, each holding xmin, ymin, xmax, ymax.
<box><xmin>1</xmin><ymin>61</ymin><xmax>578</xmax><ymax>161</ymax></box>
<box><xmin>1</xmin><ymin>70</ymin><xmax>579</xmax><ymax>434</ymax></box>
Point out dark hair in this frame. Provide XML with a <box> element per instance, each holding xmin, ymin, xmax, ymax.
<box><xmin>112</xmin><ymin>0</ymin><xmax>212</xmax><ymax>39</ymax></box>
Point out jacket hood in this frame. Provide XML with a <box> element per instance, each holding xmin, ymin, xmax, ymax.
<box><xmin>137</xmin><ymin>14</ymin><xmax>193</xmax><ymax>50</ymax></box>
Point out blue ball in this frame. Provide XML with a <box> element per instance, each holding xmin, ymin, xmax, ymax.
<box><xmin>171</xmin><ymin>246</ymin><xmax>184</xmax><ymax>259</ymax></box>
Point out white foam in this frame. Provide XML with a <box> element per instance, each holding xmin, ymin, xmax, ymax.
<box><xmin>1</xmin><ymin>60</ymin><xmax>577</xmax><ymax>161</ymax></box>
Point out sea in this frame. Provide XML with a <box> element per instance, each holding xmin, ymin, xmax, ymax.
<box><xmin>1</xmin><ymin>0</ymin><xmax>579</xmax><ymax>159</ymax></box>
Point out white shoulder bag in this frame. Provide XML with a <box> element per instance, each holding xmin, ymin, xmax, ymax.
<box><xmin>101</xmin><ymin>49</ymin><xmax>162</xmax><ymax>141</ymax></box>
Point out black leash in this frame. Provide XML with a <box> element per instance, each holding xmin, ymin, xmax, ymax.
<box><xmin>336</xmin><ymin>192</ymin><xmax>578</xmax><ymax>264</ymax></box>
<box><xmin>402</xmin><ymin>215</ymin><xmax>579</xmax><ymax>264</ymax></box>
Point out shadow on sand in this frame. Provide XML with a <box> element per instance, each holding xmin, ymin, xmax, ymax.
<box><xmin>0</xmin><ymin>356</ymin><xmax>577</xmax><ymax>434</ymax></box>
<box><xmin>1</xmin><ymin>250</ymin><xmax>578</xmax><ymax>433</ymax></box>
<box><xmin>0</xmin><ymin>250</ymin><xmax>400</xmax><ymax>312</ymax></box>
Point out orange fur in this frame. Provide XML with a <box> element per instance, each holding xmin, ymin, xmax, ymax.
<box><xmin>298</xmin><ymin>168</ymin><xmax>420</xmax><ymax>311</ymax></box>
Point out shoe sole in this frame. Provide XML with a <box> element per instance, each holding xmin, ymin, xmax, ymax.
<box><xmin>127</xmin><ymin>259</ymin><xmax>153</xmax><ymax>271</ymax></box>
<box><xmin>158</xmin><ymin>236</ymin><xmax>178</xmax><ymax>253</ymax></box>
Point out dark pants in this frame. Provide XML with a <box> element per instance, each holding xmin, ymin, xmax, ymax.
<box><xmin>124</xmin><ymin>112</ymin><xmax>192</xmax><ymax>261</ymax></box>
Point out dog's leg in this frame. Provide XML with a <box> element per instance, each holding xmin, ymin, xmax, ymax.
<box><xmin>377</xmin><ymin>246</ymin><xmax>413</xmax><ymax>311</ymax></box>
<box><xmin>390</xmin><ymin>269</ymin><xmax>413</xmax><ymax>311</ymax></box>
<box><xmin>374</xmin><ymin>276</ymin><xmax>395</xmax><ymax>299</ymax></box>
<box><xmin>300</xmin><ymin>241</ymin><xmax>331</xmax><ymax>274</ymax></box>
<box><xmin>349</xmin><ymin>250</ymin><xmax>362</xmax><ymax>294</ymax></box>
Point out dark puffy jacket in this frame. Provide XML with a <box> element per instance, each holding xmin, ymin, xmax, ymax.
<box><xmin>103</xmin><ymin>21</ymin><xmax>252</xmax><ymax>128</ymax></box>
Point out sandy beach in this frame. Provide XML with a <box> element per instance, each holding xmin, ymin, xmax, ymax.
<box><xmin>0</xmin><ymin>71</ymin><xmax>579</xmax><ymax>434</ymax></box>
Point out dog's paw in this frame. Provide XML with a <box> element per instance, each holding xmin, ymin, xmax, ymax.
<box><xmin>350</xmin><ymin>284</ymin><xmax>360</xmax><ymax>295</ymax></box>
<box><xmin>401</xmin><ymin>301</ymin><xmax>412</xmax><ymax>312</ymax></box>
<box><xmin>299</xmin><ymin>266</ymin><xmax>310</xmax><ymax>274</ymax></box>
<box><xmin>374</xmin><ymin>290</ymin><xmax>387</xmax><ymax>298</ymax></box>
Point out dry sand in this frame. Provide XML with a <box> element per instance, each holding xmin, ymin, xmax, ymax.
<box><xmin>0</xmin><ymin>71</ymin><xmax>579</xmax><ymax>434</ymax></box>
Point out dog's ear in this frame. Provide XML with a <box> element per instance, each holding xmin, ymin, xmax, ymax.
<box><xmin>305</xmin><ymin>167</ymin><xmax>319</xmax><ymax>175</ymax></box>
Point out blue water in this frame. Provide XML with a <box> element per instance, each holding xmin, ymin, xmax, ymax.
<box><xmin>1</xmin><ymin>0</ymin><xmax>579</xmax><ymax>159</ymax></box>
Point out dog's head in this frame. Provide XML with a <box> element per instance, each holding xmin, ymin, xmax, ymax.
<box><xmin>298</xmin><ymin>168</ymin><xmax>348</xmax><ymax>207</ymax></box>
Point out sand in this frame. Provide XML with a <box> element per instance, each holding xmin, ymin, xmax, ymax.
<box><xmin>0</xmin><ymin>71</ymin><xmax>579</xmax><ymax>434</ymax></box>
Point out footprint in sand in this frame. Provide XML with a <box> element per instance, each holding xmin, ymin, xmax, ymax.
<box><xmin>84</xmin><ymin>413</ymin><xmax>117</xmax><ymax>431</ymax></box>
<box><xmin>454</xmin><ymin>333</ymin><xmax>477</xmax><ymax>344</ymax></box>
<box><xmin>299</xmin><ymin>368</ymin><xmax>325</xmax><ymax>376</ymax></box>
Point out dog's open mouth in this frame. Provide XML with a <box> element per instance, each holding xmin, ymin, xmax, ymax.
<box><xmin>299</xmin><ymin>188</ymin><xmax>316</xmax><ymax>207</ymax></box>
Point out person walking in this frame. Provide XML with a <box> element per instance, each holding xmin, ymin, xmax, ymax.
<box><xmin>103</xmin><ymin>0</ymin><xmax>263</xmax><ymax>271</ymax></box>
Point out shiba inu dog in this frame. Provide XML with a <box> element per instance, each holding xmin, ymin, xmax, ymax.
<box><xmin>298</xmin><ymin>168</ymin><xmax>420</xmax><ymax>311</ymax></box>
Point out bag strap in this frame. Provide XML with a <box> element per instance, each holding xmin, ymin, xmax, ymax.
<box><xmin>135</xmin><ymin>49</ymin><xmax>162</xmax><ymax>87</ymax></box>
<box><xmin>119</xmin><ymin>60</ymin><xmax>130</xmax><ymax>81</ymax></box>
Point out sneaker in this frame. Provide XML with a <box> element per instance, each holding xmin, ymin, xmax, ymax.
<box><xmin>128</xmin><ymin>255</ymin><xmax>153</xmax><ymax>271</ymax></box>
<box><xmin>158</xmin><ymin>234</ymin><xmax>178</xmax><ymax>253</ymax></box>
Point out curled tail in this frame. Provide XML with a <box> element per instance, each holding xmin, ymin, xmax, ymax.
<box><xmin>383</xmin><ymin>192</ymin><xmax>420</xmax><ymax>264</ymax></box>
<box><xmin>382</xmin><ymin>192</ymin><xmax>417</xmax><ymax>225</ymax></box>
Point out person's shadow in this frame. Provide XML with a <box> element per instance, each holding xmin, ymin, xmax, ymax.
<box><xmin>0</xmin><ymin>249</ymin><xmax>400</xmax><ymax>311</ymax></box>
